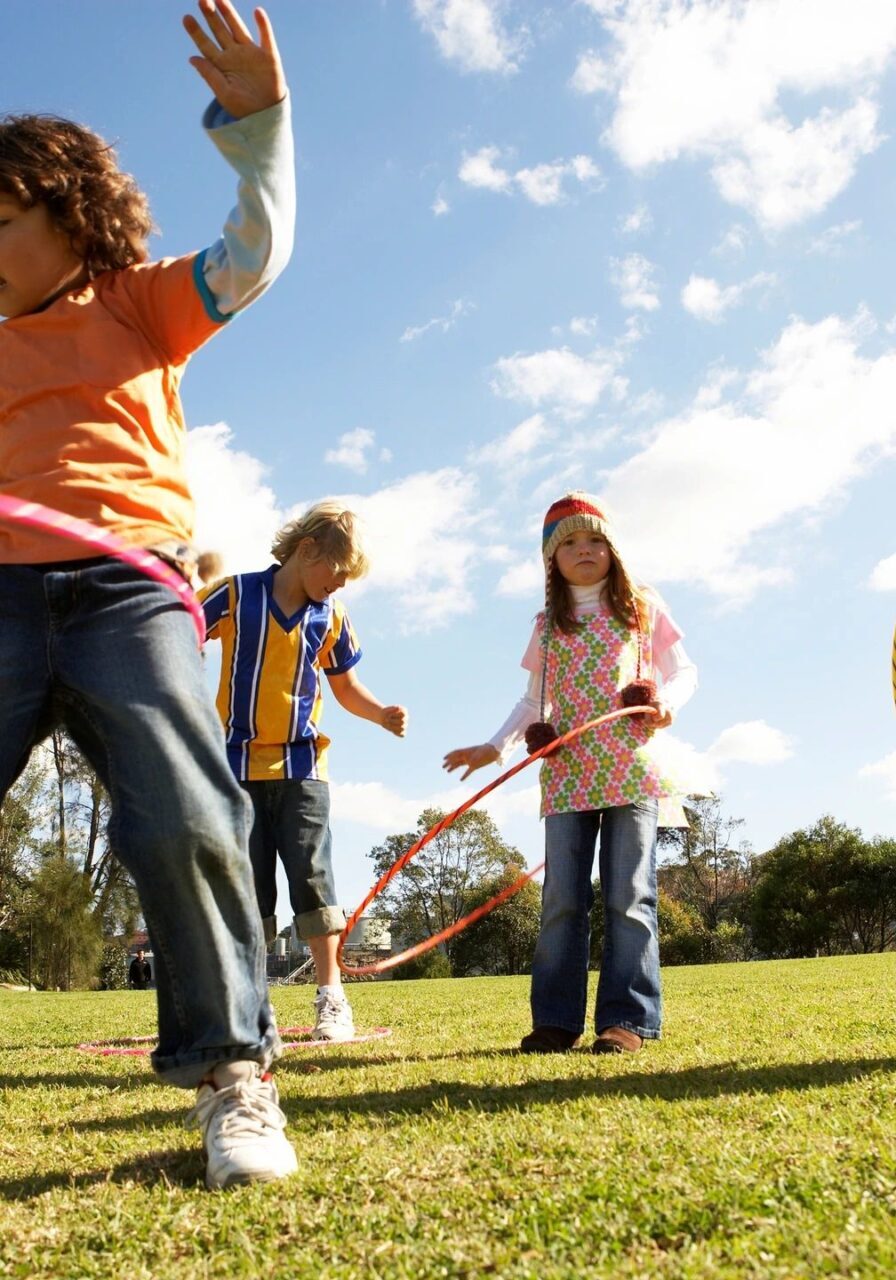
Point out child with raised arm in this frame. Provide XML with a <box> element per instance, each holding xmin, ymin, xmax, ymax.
<box><xmin>0</xmin><ymin>1</ymin><xmax>298</xmax><ymax>1187</ymax></box>
<box><xmin>200</xmin><ymin>502</ymin><xmax>408</xmax><ymax>1041</ymax></box>
<box><xmin>444</xmin><ymin>493</ymin><xmax>697</xmax><ymax>1055</ymax></box>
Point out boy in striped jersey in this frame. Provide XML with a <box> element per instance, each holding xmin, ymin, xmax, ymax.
<box><xmin>201</xmin><ymin>501</ymin><xmax>407</xmax><ymax>1040</ymax></box>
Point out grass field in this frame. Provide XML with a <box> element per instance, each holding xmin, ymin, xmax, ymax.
<box><xmin>1</xmin><ymin>954</ymin><xmax>895</xmax><ymax>1279</ymax></box>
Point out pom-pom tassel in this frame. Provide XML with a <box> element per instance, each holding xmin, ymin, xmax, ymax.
<box><xmin>525</xmin><ymin>721</ymin><xmax>559</xmax><ymax>754</ymax></box>
<box><xmin>620</xmin><ymin>678</ymin><xmax>657</xmax><ymax>710</ymax></box>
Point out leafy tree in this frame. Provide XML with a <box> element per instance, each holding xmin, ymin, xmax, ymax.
<box><xmin>391</xmin><ymin>949</ymin><xmax>453</xmax><ymax>981</ymax></box>
<box><xmin>658</xmin><ymin>795</ymin><xmax>754</xmax><ymax>933</ymax></box>
<box><xmin>590</xmin><ymin>885</ymin><xmax>709</xmax><ymax>968</ymax></box>
<box><xmin>657</xmin><ymin>893</ymin><xmax>710</xmax><ymax>966</ymax></box>
<box><xmin>452</xmin><ymin>864</ymin><xmax>541</xmax><ymax>976</ymax></box>
<box><xmin>99</xmin><ymin>941</ymin><xmax>130</xmax><ymax>991</ymax></box>
<box><xmin>751</xmin><ymin>817</ymin><xmax>896</xmax><ymax>958</ymax></box>
<box><xmin>368</xmin><ymin>808</ymin><xmax>522</xmax><ymax>970</ymax></box>
<box><xmin>25</xmin><ymin>857</ymin><xmax>102</xmax><ymax>990</ymax></box>
<box><xmin>0</xmin><ymin>731</ymin><xmax>139</xmax><ymax>986</ymax></box>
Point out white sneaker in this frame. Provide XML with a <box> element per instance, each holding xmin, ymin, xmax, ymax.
<box><xmin>189</xmin><ymin>1060</ymin><xmax>298</xmax><ymax>1190</ymax></box>
<box><xmin>311</xmin><ymin>988</ymin><xmax>355</xmax><ymax>1042</ymax></box>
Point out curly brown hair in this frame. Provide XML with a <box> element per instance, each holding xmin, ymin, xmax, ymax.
<box><xmin>0</xmin><ymin>114</ymin><xmax>153</xmax><ymax>276</ymax></box>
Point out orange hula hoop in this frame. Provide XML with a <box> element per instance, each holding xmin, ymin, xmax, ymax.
<box><xmin>337</xmin><ymin>705</ymin><xmax>657</xmax><ymax>977</ymax></box>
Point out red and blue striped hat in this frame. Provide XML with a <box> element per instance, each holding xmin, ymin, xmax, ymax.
<box><xmin>541</xmin><ymin>491</ymin><xmax>614</xmax><ymax>566</ymax></box>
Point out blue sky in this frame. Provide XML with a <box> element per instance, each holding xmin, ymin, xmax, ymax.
<box><xmin>7</xmin><ymin>1</ymin><xmax>896</xmax><ymax>916</ymax></box>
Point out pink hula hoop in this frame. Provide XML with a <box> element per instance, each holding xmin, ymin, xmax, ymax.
<box><xmin>338</xmin><ymin>705</ymin><xmax>657</xmax><ymax>977</ymax></box>
<box><xmin>0</xmin><ymin>495</ymin><xmax>205</xmax><ymax>644</ymax></box>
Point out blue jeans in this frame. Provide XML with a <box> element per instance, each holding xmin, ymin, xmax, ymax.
<box><xmin>242</xmin><ymin>778</ymin><xmax>346</xmax><ymax>942</ymax></box>
<box><xmin>0</xmin><ymin>561</ymin><xmax>279</xmax><ymax>1086</ymax></box>
<box><xmin>531</xmin><ymin>800</ymin><xmax>661</xmax><ymax>1039</ymax></box>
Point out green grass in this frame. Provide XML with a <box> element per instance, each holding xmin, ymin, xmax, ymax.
<box><xmin>1</xmin><ymin>955</ymin><xmax>896</xmax><ymax>1278</ymax></box>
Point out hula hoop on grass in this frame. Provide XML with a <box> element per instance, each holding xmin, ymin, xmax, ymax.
<box><xmin>337</xmin><ymin>705</ymin><xmax>658</xmax><ymax>977</ymax></box>
<box><xmin>0</xmin><ymin>495</ymin><xmax>205</xmax><ymax>645</ymax></box>
<box><xmin>76</xmin><ymin>1026</ymin><xmax>393</xmax><ymax>1056</ymax></box>
<box><xmin>77</xmin><ymin>1035</ymin><xmax>156</xmax><ymax>1056</ymax></box>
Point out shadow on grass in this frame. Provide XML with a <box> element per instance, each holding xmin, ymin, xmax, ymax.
<box><xmin>3</xmin><ymin>1054</ymin><xmax>895</xmax><ymax>1201</ymax></box>
<box><xmin>0</xmin><ymin>1070</ymin><xmax>163</xmax><ymax>1090</ymax></box>
<box><xmin>283</xmin><ymin>1053</ymin><xmax>896</xmax><ymax>1118</ymax></box>
<box><xmin>0</xmin><ymin>1148</ymin><xmax>203</xmax><ymax>1199</ymax></box>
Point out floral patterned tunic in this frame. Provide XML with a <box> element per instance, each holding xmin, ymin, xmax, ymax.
<box><xmin>539</xmin><ymin>607</ymin><xmax>681</xmax><ymax>818</ymax></box>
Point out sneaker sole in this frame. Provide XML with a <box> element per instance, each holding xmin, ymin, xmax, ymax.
<box><xmin>206</xmin><ymin>1162</ymin><xmax>298</xmax><ymax>1190</ymax></box>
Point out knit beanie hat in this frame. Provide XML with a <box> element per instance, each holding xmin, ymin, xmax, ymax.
<box><xmin>541</xmin><ymin>492</ymin><xmax>617</xmax><ymax>567</ymax></box>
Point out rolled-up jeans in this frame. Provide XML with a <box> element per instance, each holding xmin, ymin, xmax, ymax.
<box><xmin>530</xmin><ymin>800</ymin><xmax>661</xmax><ymax>1040</ymax></box>
<box><xmin>242</xmin><ymin>778</ymin><xmax>347</xmax><ymax>943</ymax></box>
<box><xmin>0</xmin><ymin>560</ymin><xmax>280</xmax><ymax>1086</ymax></box>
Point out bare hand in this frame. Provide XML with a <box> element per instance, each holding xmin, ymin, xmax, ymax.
<box><xmin>442</xmin><ymin>743</ymin><xmax>500</xmax><ymax>781</ymax></box>
<box><xmin>381</xmin><ymin>705</ymin><xmax>408</xmax><ymax>738</ymax></box>
<box><xmin>183</xmin><ymin>1</ymin><xmax>286</xmax><ymax>119</ymax></box>
<box><xmin>645</xmin><ymin>700</ymin><xmax>672</xmax><ymax>731</ymax></box>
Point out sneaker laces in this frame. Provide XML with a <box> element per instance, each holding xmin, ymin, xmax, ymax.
<box><xmin>314</xmin><ymin>991</ymin><xmax>349</xmax><ymax>1021</ymax></box>
<box><xmin>188</xmin><ymin>1077</ymin><xmax>287</xmax><ymax>1140</ymax></box>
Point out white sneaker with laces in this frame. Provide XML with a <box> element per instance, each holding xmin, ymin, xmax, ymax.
<box><xmin>311</xmin><ymin>987</ymin><xmax>355</xmax><ymax>1042</ymax></box>
<box><xmin>190</xmin><ymin>1060</ymin><xmax>298</xmax><ymax>1190</ymax></box>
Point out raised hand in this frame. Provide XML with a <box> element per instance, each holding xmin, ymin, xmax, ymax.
<box><xmin>183</xmin><ymin>0</ymin><xmax>286</xmax><ymax>119</ymax></box>
<box><xmin>442</xmin><ymin>743</ymin><xmax>500</xmax><ymax>781</ymax></box>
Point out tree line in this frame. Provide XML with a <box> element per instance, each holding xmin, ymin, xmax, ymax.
<box><xmin>0</xmin><ymin>732</ymin><xmax>138</xmax><ymax>989</ymax></box>
<box><xmin>2</xmin><ymin>734</ymin><xmax>895</xmax><ymax>988</ymax></box>
<box><xmin>369</xmin><ymin>797</ymin><xmax>896</xmax><ymax>977</ymax></box>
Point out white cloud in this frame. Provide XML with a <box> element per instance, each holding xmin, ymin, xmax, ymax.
<box><xmin>490</xmin><ymin>346</ymin><xmax>622</xmax><ymax>418</ymax></box>
<box><xmin>711</xmin><ymin>99</ymin><xmax>880</xmax><ymax>230</ymax></box>
<box><xmin>868</xmin><ymin>553</ymin><xmax>896</xmax><ymax>592</ymax></box>
<box><xmin>619</xmin><ymin>203</ymin><xmax>652</xmax><ymax>235</ymax></box>
<box><xmin>707</xmin><ymin>721</ymin><xmax>795</xmax><ymax>765</ymax></box>
<box><xmin>570</xmin><ymin>49</ymin><xmax>615</xmax><ymax>94</ymax></box>
<box><xmin>611</xmin><ymin>253</ymin><xmax>660</xmax><ymax>311</ymax></box>
<box><xmin>432</xmin><ymin>192</ymin><xmax>450</xmax><ymax>216</ymax></box>
<box><xmin>400</xmin><ymin>298</ymin><xmax>475</xmax><ymax>343</ymax></box>
<box><xmin>569</xmin><ymin>315</ymin><xmax>598</xmax><ymax>336</ymax></box>
<box><xmin>514</xmin><ymin>155</ymin><xmax>601</xmax><ymax>205</ymax></box>
<box><xmin>599</xmin><ymin>310</ymin><xmax>896</xmax><ymax>600</ymax></box>
<box><xmin>581</xmin><ymin>0</ymin><xmax>896</xmax><ymax>229</ymax></box>
<box><xmin>651</xmin><ymin>720</ymin><xmax>793</xmax><ymax>796</ymax></box>
<box><xmin>859</xmin><ymin>752</ymin><xmax>896</xmax><ymax>801</ymax></box>
<box><xmin>495</xmin><ymin>554</ymin><xmax>543</xmax><ymax>597</ymax></box>
<box><xmin>713</xmin><ymin>223</ymin><xmax>750</xmax><ymax>256</ymax></box>
<box><xmin>331</xmin><ymin>776</ymin><xmax>543</xmax><ymax>843</ymax></box>
<box><xmin>344</xmin><ymin>469</ymin><xmax>482</xmax><ymax>631</ymax></box>
<box><xmin>681</xmin><ymin>271</ymin><xmax>775</xmax><ymax>322</ymax></box>
<box><xmin>330</xmin><ymin>781</ymin><xmax>424</xmax><ymax>833</ymax></box>
<box><xmin>413</xmin><ymin>0</ymin><xmax>526</xmax><ymax>74</ymax></box>
<box><xmin>324</xmin><ymin>427</ymin><xmax>377</xmax><ymax>473</ymax></box>
<box><xmin>460</xmin><ymin>147</ymin><xmax>601</xmax><ymax>204</ymax></box>
<box><xmin>185</xmin><ymin>423</ymin><xmax>282</xmax><ymax>575</ymax></box>
<box><xmin>459</xmin><ymin>146</ymin><xmax>512</xmax><ymax>192</ymax></box>
<box><xmin>471</xmin><ymin>414</ymin><xmax>551</xmax><ymax>468</ymax></box>
<box><xmin>189</xmin><ymin>431</ymin><xmax>480</xmax><ymax>635</ymax></box>
<box><xmin>807</xmin><ymin>218</ymin><xmax>862</xmax><ymax>255</ymax></box>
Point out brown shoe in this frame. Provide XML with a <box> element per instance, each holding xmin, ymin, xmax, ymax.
<box><xmin>520</xmin><ymin>1026</ymin><xmax>580</xmax><ymax>1054</ymax></box>
<box><xmin>592</xmin><ymin>1027</ymin><xmax>643</xmax><ymax>1055</ymax></box>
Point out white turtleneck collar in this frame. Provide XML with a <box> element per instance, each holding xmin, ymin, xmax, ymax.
<box><xmin>569</xmin><ymin>580</ymin><xmax>607</xmax><ymax>614</ymax></box>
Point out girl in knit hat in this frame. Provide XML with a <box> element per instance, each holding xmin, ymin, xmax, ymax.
<box><xmin>443</xmin><ymin>492</ymin><xmax>697</xmax><ymax>1054</ymax></box>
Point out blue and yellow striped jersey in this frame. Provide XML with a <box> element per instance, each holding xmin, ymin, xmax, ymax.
<box><xmin>200</xmin><ymin>566</ymin><xmax>362</xmax><ymax>782</ymax></box>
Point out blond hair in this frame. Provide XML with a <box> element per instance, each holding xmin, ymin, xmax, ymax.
<box><xmin>271</xmin><ymin>501</ymin><xmax>369</xmax><ymax>579</ymax></box>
